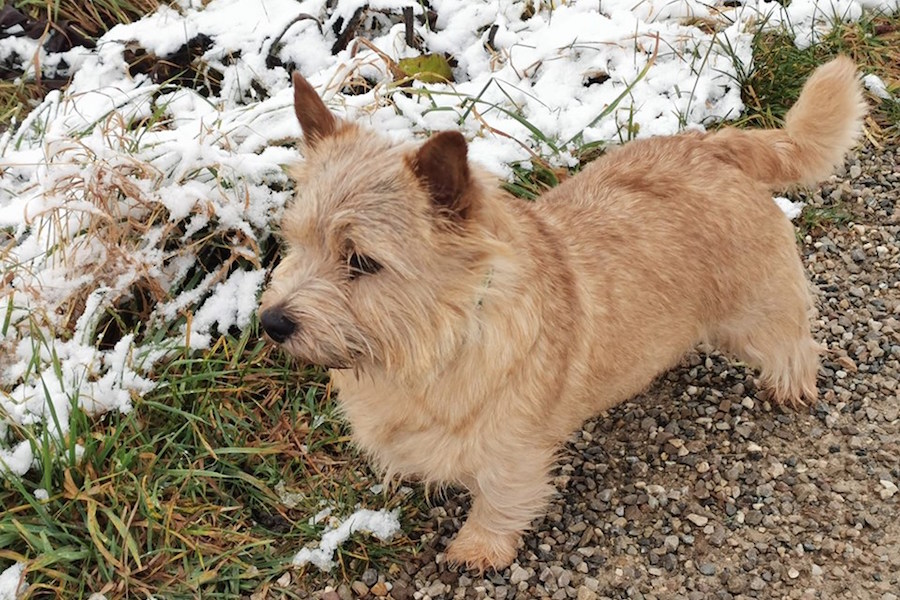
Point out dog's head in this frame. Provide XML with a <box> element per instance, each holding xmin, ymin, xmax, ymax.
<box><xmin>258</xmin><ymin>73</ymin><xmax>498</xmax><ymax>373</ymax></box>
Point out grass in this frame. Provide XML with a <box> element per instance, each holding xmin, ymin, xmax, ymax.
<box><xmin>734</xmin><ymin>12</ymin><xmax>900</xmax><ymax>137</ymax></box>
<box><xmin>1</xmin><ymin>328</ymin><xmax>424</xmax><ymax>598</ymax></box>
<box><xmin>1</xmin><ymin>4</ymin><xmax>899</xmax><ymax>599</ymax></box>
<box><xmin>797</xmin><ymin>203</ymin><xmax>853</xmax><ymax>237</ymax></box>
<box><xmin>0</xmin><ymin>81</ymin><xmax>48</xmax><ymax>133</ymax></box>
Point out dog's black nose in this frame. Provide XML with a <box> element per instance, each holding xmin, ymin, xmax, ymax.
<box><xmin>260</xmin><ymin>308</ymin><xmax>297</xmax><ymax>343</ymax></box>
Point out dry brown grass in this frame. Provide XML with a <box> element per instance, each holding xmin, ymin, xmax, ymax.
<box><xmin>11</xmin><ymin>0</ymin><xmax>161</xmax><ymax>38</ymax></box>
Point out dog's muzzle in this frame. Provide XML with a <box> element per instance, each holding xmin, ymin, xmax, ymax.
<box><xmin>259</xmin><ymin>307</ymin><xmax>297</xmax><ymax>343</ymax></box>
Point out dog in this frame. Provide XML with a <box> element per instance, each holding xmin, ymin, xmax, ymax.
<box><xmin>259</xmin><ymin>57</ymin><xmax>865</xmax><ymax>570</ymax></box>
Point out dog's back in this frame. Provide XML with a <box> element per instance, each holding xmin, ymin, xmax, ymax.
<box><xmin>536</xmin><ymin>57</ymin><xmax>864</xmax><ymax>418</ymax></box>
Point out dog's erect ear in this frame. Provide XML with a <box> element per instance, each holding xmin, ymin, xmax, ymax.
<box><xmin>292</xmin><ymin>72</ymin><xmax>336</xmax><ymax>146</ymax></box>
<box><xmin>410</xmin><ymin>131</ymin><xmax>472</xmax><ymax>220</ymax></box>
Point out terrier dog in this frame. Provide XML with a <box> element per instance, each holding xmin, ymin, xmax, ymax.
<box><xmin>259</xmin><ymin>57</ymin><xmax>865</xmax><ymax>570</ymax></box>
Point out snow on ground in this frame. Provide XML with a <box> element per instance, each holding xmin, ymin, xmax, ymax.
<box><xmin>292</xmin><ymin>508</ymin><xmax>402</xmax><ymax>570</ymax></box>
<box><xmin>774</xmin><ymin>196</ymin><xmax>806</xmax><ymax>220</ymax></box>
<box><xmin>0</xmin><ymin>562</ymin><xmax>26</xmax><ymax>600</ymax></box>
<box><xmin>0</xmin><ymin>0</ymin><xmax>896</xmax><ymax>474</ymax></box>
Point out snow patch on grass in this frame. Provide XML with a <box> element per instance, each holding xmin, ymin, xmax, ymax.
<box><xmin>292</xmin><ymin>508</ymin><xmax>402</xmax><ymax>571</ymax></box>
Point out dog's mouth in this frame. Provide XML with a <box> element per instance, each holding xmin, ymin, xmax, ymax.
<box><xmin>274</xmin><ymin>344</ymin><xmax>353</xmax><ymax>370</ymax></box>
<box><xmin>322</xmin><ymin>362</ymin><xmax>351</xmax><ymax>370</ymax></box>
<box><xmin>321</xmin><ymin>348</ymin><xmax>368</xmax><ymax>371</ymax></box>
<box><xmin>312</xmin><ymin>348</ymin><xmax>369</xmax><ymax>371</ymax></box>
<box><xmin>272</xmin><ymin>340</ymin><xmax>359</xmax><ymax>371</ymax></box>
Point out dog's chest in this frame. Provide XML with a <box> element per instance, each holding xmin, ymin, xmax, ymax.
<box><xmin>332</xmin><ymin>374</ymin><xmax>490</xmax><ymax>483</ymax></box>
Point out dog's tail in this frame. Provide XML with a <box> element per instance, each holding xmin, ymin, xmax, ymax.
<box><xmin>708</xmin><ymin>56</ymin><xmax>866</xmax><ymax>189</ymax></box>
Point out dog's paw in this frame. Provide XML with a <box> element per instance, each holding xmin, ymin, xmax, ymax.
<box><xmin>763</xmin><ymin>386</ymin><xmax>817</xmax><ymax>411</ymax></box>
<box><xmin>446</xmin><ymin>522</ymin><xmax>518</xmax><ymax>572</ymax></box>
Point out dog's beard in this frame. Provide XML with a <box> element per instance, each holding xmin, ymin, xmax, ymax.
<box><xmin>322</xmin><ymin>360</ymin><xmax>353</xmax><ymax>370</ymax></box>
<box><xmin>278</xmin><ymin>330</ymin><xmax>370</xmax><ymax>372</ymax></box>
<box><xmin>281</xmin><ymin>344</ymin><xmax>354</xmax><ymax>370</ymax></box>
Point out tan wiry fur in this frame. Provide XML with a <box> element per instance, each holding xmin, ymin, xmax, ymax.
<box><xmin>259</xmin><ymin>58</ymin><xmax>866</xmax><ymax>570</ymax></box>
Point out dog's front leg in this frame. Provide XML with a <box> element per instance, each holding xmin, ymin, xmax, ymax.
<box><xmin>446</xmin><ymin>449</ymin><xmax>554</xmax><ymax>571</ymax></box>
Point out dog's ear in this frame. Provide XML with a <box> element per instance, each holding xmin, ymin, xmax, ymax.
<box><xmin>292</xmin><ymin>72</ymin><xmax>337</xmax><ymax>146</ymax></box>
<box><xmin>410</xmin><ymin>131</ymin><xmax>472</xmax><ymax>220</ymax></box>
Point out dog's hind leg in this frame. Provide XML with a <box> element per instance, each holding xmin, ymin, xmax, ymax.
<box><xmin>712</xmin><ymin>272</ymin><xmax>821</xmax><ymax>407</ymax></box>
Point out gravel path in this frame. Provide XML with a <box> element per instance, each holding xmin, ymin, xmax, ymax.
<box><xmin>308</xmin><ymin>141</ymin><xmax>899</xmax><ymax>600</ymax></box>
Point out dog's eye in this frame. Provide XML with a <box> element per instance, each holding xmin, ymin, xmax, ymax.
<box><xmin>347</xmin><ymin>252</ymin><xmax>382</xmax><ymax>278</ymax></box>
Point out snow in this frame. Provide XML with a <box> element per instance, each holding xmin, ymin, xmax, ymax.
<box><xmin>292</xmin><ymin>508</ymin><xmax>401</xmax><ymax>570</ymax></box>
<box><xmin>0</xmin><ymin>442</ymin><xmax>34</xmax><ymax>478</ymax></box>
<box><xmin>863</xmin><ymin>73</ymin><xmax>893</xmax><ymax>100</ymax></box>
<box><xmin>774</xmin><ymin>197</ymin><xmax>806</xmax><ymax>220</ymax></box>
<box><xmin>309</xmin><ymin>506</ymin><xmax>333</xmax><ymax>526</ymax></box>
<box><xmin>0</xmin><ymin>563</ymin><xmax>26</xmax><ymax>600</ymax></box>
<box><xmin>0</xmin><ymin>0</ymin><xmax>894</xmax><ymax>479</ymax></box>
